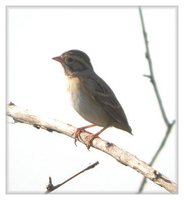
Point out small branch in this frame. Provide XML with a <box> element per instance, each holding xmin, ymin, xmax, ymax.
<box><xmin>138</xmin><ymin>7</ymin><xmax>176</xmax><ymax>192</ymax></box>
<box><xmin>138</xmin><ymin>120</ymin><xmax>175</xmax><ymax>192</ymax></box>
<box><xmin>45</xmin><ymin>161</ymin><xmax>99</xmax><ymax>193</ymax></box>
<box><xmin>7</xmin><ymin>103</ymin><xmax>177</xmax><ymax>193</ymax></box>
<box><xmin>149</xmin><ymin>121</ymin><xmax>175</xmax><ymax>166</ymax></box>
<box><xmin>143</xmin><ymin>74</ymin><xmax>151</xmax><ymax>79</ymax></box>
<box><xmin>139</xmin><ymin>7</ymin><xmax>170</xmax><ymax>126</ymax></box>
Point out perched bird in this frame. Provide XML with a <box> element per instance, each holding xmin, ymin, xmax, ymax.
<box><xmin>52</xmin><ymin>50</ymin><xmax>132</xmax><ymax>148</ymax></box>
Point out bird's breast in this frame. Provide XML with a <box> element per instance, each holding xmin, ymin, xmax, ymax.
<box><xmin>67</xmin><ymin>77</ymin><xmax>110</xmax><ymax>127</ymax></box>
<box><xmin>67</xmin><ymin>76</ymin><xmax>86</xmax><ymax>111</ymax></box>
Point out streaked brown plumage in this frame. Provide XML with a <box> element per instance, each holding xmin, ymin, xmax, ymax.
<box><xmin>52</xmin><ymin>50</ymin><xmax>132</xmax><ymax>148</ymax></box>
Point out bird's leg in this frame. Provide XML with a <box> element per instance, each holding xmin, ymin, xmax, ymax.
<box><xmin>85</xmin><ymin>126</ymin><xmax>108</xmax><ymax>149</ymax></box>
<box><xmin>73</xmin><ymin>124</ymin><xmax>96</xmax><ymax>145</ymax></box>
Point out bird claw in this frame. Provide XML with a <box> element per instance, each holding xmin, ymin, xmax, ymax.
<box><xmin>72</xmin><ymin>128</ymin><xmax>84</xmax><ymax>146</ymax></box>
<box><xmin>72</xmin><ymin>128</ymin><xmax>99</xmax><ymax>149</ymax></box>
<box><xmin>85</xmin><ymin>134</ymin><xmax>99</xmax><ymax>150</ymax></box>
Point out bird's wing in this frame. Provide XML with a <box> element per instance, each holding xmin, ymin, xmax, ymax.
<box><xmin>80</xmin><ymin>73</ymin><xmax>132</xmax><ymax>133</ymax></box>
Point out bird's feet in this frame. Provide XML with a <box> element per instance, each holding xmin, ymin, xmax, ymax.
<box><xmin>72</xmin><ymin>126</ymin><xmax>99</xmax><ymax>149</ymax></box>
<box><xmin>72</xmin><ymin>125</ymin><xmax>107</xmax><ymax>149</ymax></box>
<box><xmin>72</xmin><ymin>127</ymin><xmax>85</xmax><ymax>146</ymax></box>
<box><xmin>85</xmin><ymin>133</ymin><xmax>99</xmax><ymax>149</ymax></box>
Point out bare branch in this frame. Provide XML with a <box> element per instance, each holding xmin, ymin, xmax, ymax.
<box><xmin>139</xmin><ymin>7</ymin><xmax>170</xmax><ymax>126</ymax></box>
<box><xmin>138</xmin><ymin>120</ymin><xmax>175</xmax><ymax>192</ymax></box>
<box><xmin>45</xmin><ymin>161</ymin><xmax>99</xmax><ymax>193</ymax></box>
<box><xmin>7</xmin><ymin>103</ymin><xmax>177</xmax><ymax>193</ymax></box>
<box><xmin>138</xmin><ymin>7</ymin><xmax>176</xmax><ymax>192</ymax></box>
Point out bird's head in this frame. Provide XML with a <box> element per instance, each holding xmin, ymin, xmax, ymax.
<box><xmin>52</xmin><ymin>50</ymin><xmax>94</xmax><ymax>77</ymax></box>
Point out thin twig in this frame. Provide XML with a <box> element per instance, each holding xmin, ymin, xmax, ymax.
<box><xmin>139</xmin><ymin>7</ymin><xmax>170</xmax><ymax>126</ymax></box>
<box><xmin>138</xmin><ymin>121</ymin><xmax>175</xmax><ymax>192</ymax></box>
<box><xmin>138</xmin><ymin>7</ymin><xmax>176</xmax><ymax>192</ymax></box>
<box><xmin>45</xmin><ymin>161</ymin><xmax>99</xmax><ymax>193</ymax></box>
<box><xmin>7</xmin><ymin>103</ymin><xmax>177</xmax><ymax>193</ymax></box>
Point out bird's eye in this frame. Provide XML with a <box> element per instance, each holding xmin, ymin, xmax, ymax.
<box><xmin>65</xmin><ymin>57</ymin><xmax>75</xmax><ymax>64</ymax></box>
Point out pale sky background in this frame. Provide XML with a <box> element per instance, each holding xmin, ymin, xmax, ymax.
<box><xmin>4</xmin><ymin>4</ymin><xmax>178</xmax><ymax>195</ymax></box>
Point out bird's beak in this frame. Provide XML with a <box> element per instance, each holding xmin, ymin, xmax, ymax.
<box><xmin>52</xmin><ymin>56</ymin><xmax>61</xmax><ymax>62</ymax></box>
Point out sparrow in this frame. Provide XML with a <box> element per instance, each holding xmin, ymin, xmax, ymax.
<box><xmin>52</xmin><ymin>50</ymin><xmax>132</xmax><ymax>148</ymax></box>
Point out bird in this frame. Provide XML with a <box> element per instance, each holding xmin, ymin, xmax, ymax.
<box><xmin>52</xmin><ymin>49</ymin><xmax>132</xmax><ymax>148</ymax></box>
